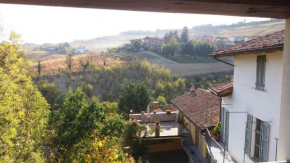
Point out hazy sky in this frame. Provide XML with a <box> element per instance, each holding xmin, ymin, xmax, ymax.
<box><xmin>0</xmin><ymin>4</ymin><xmax>270</xmax><ymax>44</ymax></box>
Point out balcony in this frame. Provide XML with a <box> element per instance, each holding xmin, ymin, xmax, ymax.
<box><xmin>205</xmin><ymin>127</ymin><xmax>236</xmax><ymax>163</ymax></box>
<box><xmin>181</xmin><ymin>128</ymin><xmax>210</xmax><ymax>163</ymax></box>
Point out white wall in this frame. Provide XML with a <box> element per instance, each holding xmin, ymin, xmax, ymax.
<box><xmin>224</xmin><ymin>51</ymin><xmax>283</xmax><ymax>162</ymax></box>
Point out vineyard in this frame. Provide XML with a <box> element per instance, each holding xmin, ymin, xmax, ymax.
<box><xmin>29</xmin><ymin>53</ymin><xmax>125</xmax><ymax>76</ymax></box>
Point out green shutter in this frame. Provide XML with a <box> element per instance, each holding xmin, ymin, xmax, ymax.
<box><xmin>261</xmin><ymin>122</ymin><xmax>270</xmax><ymax>162</ymax></box>
<box><xmin>256</xmin><ymin>55</ymin><xmax>266</xmax><ymax>90</ymax></box>
<box><xmin>245</xmin><ymin>114</ymin><xmax>253</xmax><ymax>155</ymax></box>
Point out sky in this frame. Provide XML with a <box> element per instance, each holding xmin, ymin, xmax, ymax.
<box><xmin>0</xmin><ymin>4</ymin><xmax>271</xmax><ymax>44</ymax></box>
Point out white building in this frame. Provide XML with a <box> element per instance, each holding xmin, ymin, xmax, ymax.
<box><xmin>210</xmin><ymin>30</ymin><xmax>286</xmax><ymax>163</ymax></box>
<box><xmin>73</xmin><ymin>48</ymin><xmax>85</xmax><ymax>54</ymax></box>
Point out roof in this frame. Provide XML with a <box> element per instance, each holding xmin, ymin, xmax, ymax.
<box><xmin>211</xmin><ymin>30</ymin><xmax>284</xmax><ymax>58</ymax></box>
<box><xmin>210</xmin><ymin>82</ymin><xmax>233</xmax><ymax>97</ymax></box>
<box><xmin>171</xmin><ymin>89</ymin><xmax>220</xmax><ymax>130</ymax></box>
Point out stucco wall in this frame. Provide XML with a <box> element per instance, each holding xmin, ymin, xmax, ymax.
<box><xmin>278</xmin><ymin>18</ymin><xmax>290</xmax><ymax>161</ymax></box>
<box><xmin>225</xmin><ymin>51</ymin><xmax>283</xmax><ymax>162</ymax></box>
<box><xmin>129</xmin><ymin>112</ymin><xmax>177</xmax><ymax>123</ymax></box>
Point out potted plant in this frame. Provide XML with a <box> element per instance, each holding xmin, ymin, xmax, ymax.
<box><xmin>130</xmin><ymin>116</ymin><xmax>135</xmax><ymax>120</ymax></box>
<box><xmin>153</xmin><ymin>111</ymin><xmax>156</xmax><ymax>114</ymax></box>
<box><xmin>213</xmin><ymin>122</ymin><xmax>221</xmax><ymax>141</ymax></box>
<box><xmin>166</xmin><ymin>110</ymin><xmax>171</xmax><ymax>115</ymax></box>
<box><xmin>141</xmin><ymin>111</ymin><xmax>145</xmax><ymax>115</ymax></box>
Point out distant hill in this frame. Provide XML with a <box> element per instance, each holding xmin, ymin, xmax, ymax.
<box><xmin>70</xmin><ymin>19</ymin><xmax>285</xmax><ymax>52</ymax></box>
<box><xmin>25</xmin><ymin>19</ymin><xmax>285</xmax><ymax>60</ymax></box>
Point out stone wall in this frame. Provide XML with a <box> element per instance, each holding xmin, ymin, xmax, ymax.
<box><xmin>129</xmin><ymin>111</ymin><xmax>178</xmax><ymax>123</ymax></box>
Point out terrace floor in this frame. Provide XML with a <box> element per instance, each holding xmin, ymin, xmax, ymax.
<box><xmin>209</xmin><ymin>139</ymin><xmax>236</xmax><ymax>163</ymax></box>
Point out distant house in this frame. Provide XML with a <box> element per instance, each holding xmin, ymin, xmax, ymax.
<box><xmin>40</xmin><ymin>46</ymin><xmax>57</xmax><ymax>51</ymax></box>
<box><xmin>201</xmin><ymin>35</ymin><xmax>215</xmax><ymax>42</ymax></box>
<box><xmin>244</xmin><ymin>36</ymin><xmax>259</xmax><ymax>41</ymax></box>
<box><xmin>143</xmin><ymin>36</ymin><xmax>164</xmax><ymax>51</ymax></box>
<box><xmin>216</xmin><ymin>37</ymin><xmax>234</xmax><ymax>46</ymax></box>
<box><xmin>170</xmin><ymin>84</ymin><xmax>229</xmax><ymax>163</ymax></box>
<box><xmin>229</xmin><ymin>36</ymin><xmax>245</xmax><ymax>43</ymax></box>
<box><xmin>73</xmin><ymin>48</ymin><xmax>86</xmax><ymax>54</ymax></box>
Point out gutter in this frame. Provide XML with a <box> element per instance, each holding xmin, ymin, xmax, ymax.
<box><xmin>210</xmin><ymin>46</ymin><xmax>284</xmax><ymax>67</ymax></box>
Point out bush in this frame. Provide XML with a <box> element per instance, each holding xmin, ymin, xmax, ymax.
<box><xmin>166</xmin><ymin>110</ymin><xmax>171</xmax><ymax>115</ymax></box>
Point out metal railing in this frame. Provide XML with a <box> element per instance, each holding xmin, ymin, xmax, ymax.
<box><xmin>205</xmin><ymin>126</ymin><xmax>234</xmax><ymax>163</ymax></box>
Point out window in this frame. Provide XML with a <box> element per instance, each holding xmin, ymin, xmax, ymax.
<box><xmin>245</xmin><ymin>115</ymin><xmax>270</xmax><ymax>162</ymax></box>
<box><xmin>254</xmin><ymin>118</ymin><xmax>262</xmax><ymax>160</ymax></box>
<box><xmin>256</xmin><ymin>55</ymin><xmax>266</xmax><ymax>90</ymax></box>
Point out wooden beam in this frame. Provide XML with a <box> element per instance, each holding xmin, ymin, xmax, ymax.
<box><xmin>0</xmin><ymin>0</ymin><xmax>290</xmax><ymax>18</ymax></box>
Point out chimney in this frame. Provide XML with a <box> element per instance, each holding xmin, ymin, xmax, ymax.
<box><xmin>153</xmin><ymin>102</ymin><xmax>159</xmax><ymax>109</ymax></box>
<box><xmin>190</xmin><ymin>83</ymin><xmax>195</xmax><ymax>92</ymax></box>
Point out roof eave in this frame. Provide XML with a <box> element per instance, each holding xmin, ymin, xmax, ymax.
<box><xmin>210</xmin><ymin>46</ymin><xmax>284</xmax><ymax>59</ymax></box>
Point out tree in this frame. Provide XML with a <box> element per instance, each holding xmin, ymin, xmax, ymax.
<box><xmin>156</xmin><ymin>96</ymin><xmax>167</xmax><ymax>105</ymax></box>
<box><xmin>51</xmin><ymin>88</ymin><xmax>105</xmax><ymax>161</ymax></box>
<box><xmin>0</xmin><ymin>34</ymin><xmax>50</xmax><ymax>162</ymax></box>
<box><xmin>132</xmin><ymin>41</ymin><xmax>141</xmax><ymax>52</ymax></box>
<box><xmin>80</xmin><ymin>60</ymin><xmax>89</xmax><ymax>72</ymax></box>
<box><xmin>37</xmin><ymin>61</ymin><xmax>42</xmax><ymax>76</ymax></box>
<box><xmin>118</xmin><ymin>81</ymin><xmax>150</xmax><ymax>115</ymax></box>
<box><xmin>180</xmin><ymin>26</ymin><xmax>189</xmax><ymax>43</ymax></box>
<box><xmin>66</xmin><ymin>51</ymin><xmax>73</xmax><ymax>71</ymax></box>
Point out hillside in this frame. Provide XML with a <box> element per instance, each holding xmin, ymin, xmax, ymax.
<box><xmin>70</xmin><ymin>19</ymin><xmax>285</xmax><ymax>52</ymax></box>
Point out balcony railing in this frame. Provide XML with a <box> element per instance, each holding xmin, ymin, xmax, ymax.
<box><xmin>182</xmin><ymin>128</ymin><xmax>210</xmax><ymax>163</ymax></box>
<box><xmin>205</xmin><ymin>126</ymin><xmax>236</xmax><ymax>163</ymax></box>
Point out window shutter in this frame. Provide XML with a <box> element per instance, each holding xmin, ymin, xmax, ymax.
<box><xmin>245</xmin><ymin>114</ymin><xmax>253</xmax><ymax>155</ymax></box>
<box><xmin>261</xmin><ymin>122</ymin><xmax>270</xmax><ymax>162</ymax></box>
<box><xmin>261</xmin><ymin>56</ymin><xmax>266</xmax><ymax>89</ymax></box>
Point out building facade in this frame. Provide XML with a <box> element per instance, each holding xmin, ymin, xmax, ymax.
<box><xmin>211</xmin><ymin>30</ymin><xmax>285</xmax><ymax>162</ymax></box>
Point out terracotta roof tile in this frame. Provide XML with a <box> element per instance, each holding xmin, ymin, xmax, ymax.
<box><xmin>212</xmin><ymin>30</ymin><xmax>284</xmax><ymax>58</ymax></box>
<box><xmin>210</xmin><ymin>82</ymin><xmax>233</xmax><ymax>97</ymax></box>
<box><xmin>159</xmin><ymin>104</ymin><xmax>178</xmax><ymax>112</ymax></box>
<box><xmin>171</xmin><ymin>89</ymin><xmax>220</xmax><ymax>130</ymax></box>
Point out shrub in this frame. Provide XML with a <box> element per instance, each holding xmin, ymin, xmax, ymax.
<box><xmin>166</xmin><ymin>110</ymin><xmax>171</xmax><ymax>115</ymax></box>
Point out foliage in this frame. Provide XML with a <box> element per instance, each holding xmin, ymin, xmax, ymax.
<box><xmin>0</xmin><ymin>38</ymin><xmax>50</xmax><ymax>162</ymax></box>
<box><xmin>213</xmin><ymin>122</ymin><xmax>221</xmax><ymax>135</ymax></box>
<box><xmin>180</xmin><ymin>26</ymin><xmax>189</xmax><ymax>43</ymax></box>
<box><xmin>132</xmin><ymin>41</ymin><xmax>141</xmax><ymax>52</ymax></box>
<box><xmin>122</xmin><ymin>121</ymin><xmax>150</xmax><ymax>160</ymax></box>
<box><xmin>57</xmin><ymin>42</ymin><xmax>72</xmax><ymax>54</ymax></box>
<box><xmin>80</xmin><ymin>60</ymin><xmax>89</xmax><ymax>72</ymax></box>
<box><xmin>83</xmin><ymin>136</ymin><xmax>134</xmax><ymax>163</ymax></box>
<box><xmin>156</xmin><ymin>96</ymin><xmax>167</xmax><ymax>105</ymax></box>
<box><xmin>118</xmin><ymin>81</ymin><xmax>150</xmax><ymax>115</ymax></box>
<box><xmin>166</xmin><ymin>110</ymin><xmax>171</xmax><ymax>115</ymax></box>
<box><xmin>50</xmin><ymin>88</ymin><xmax>106</xmax><ymax>161</ymax></box>
<box><xmin>38</xmin><ymin>61</ymin><xmax>42</xmax><ymax>76</ymax></box>
<box><xmin>163</xmin><ymin>30</ymin><xmax>179</xmax><ymax>43</ymax></box>
<box><xmin>180</xmin><ymin>39</ymin><xmax>215</xmax><ymax>57</ymax></box>
<box><xmin>154</xmin><ymin>77</ymin><xmax>185</xmax><ymax>102</ymax></box>
<box><xmin>66</xmin><ymin>52</ymin><xmax>73</xmax><ymax>71</ymax></box>
<box><xmin>36</xmin><ymin>80</ymin><xmax>63</xmax><ymax>110</ymax></box>
<box><xmin>183</xmin><ymin>71</ymin><xmax>233</xmax><ymax>90</ymax></box>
